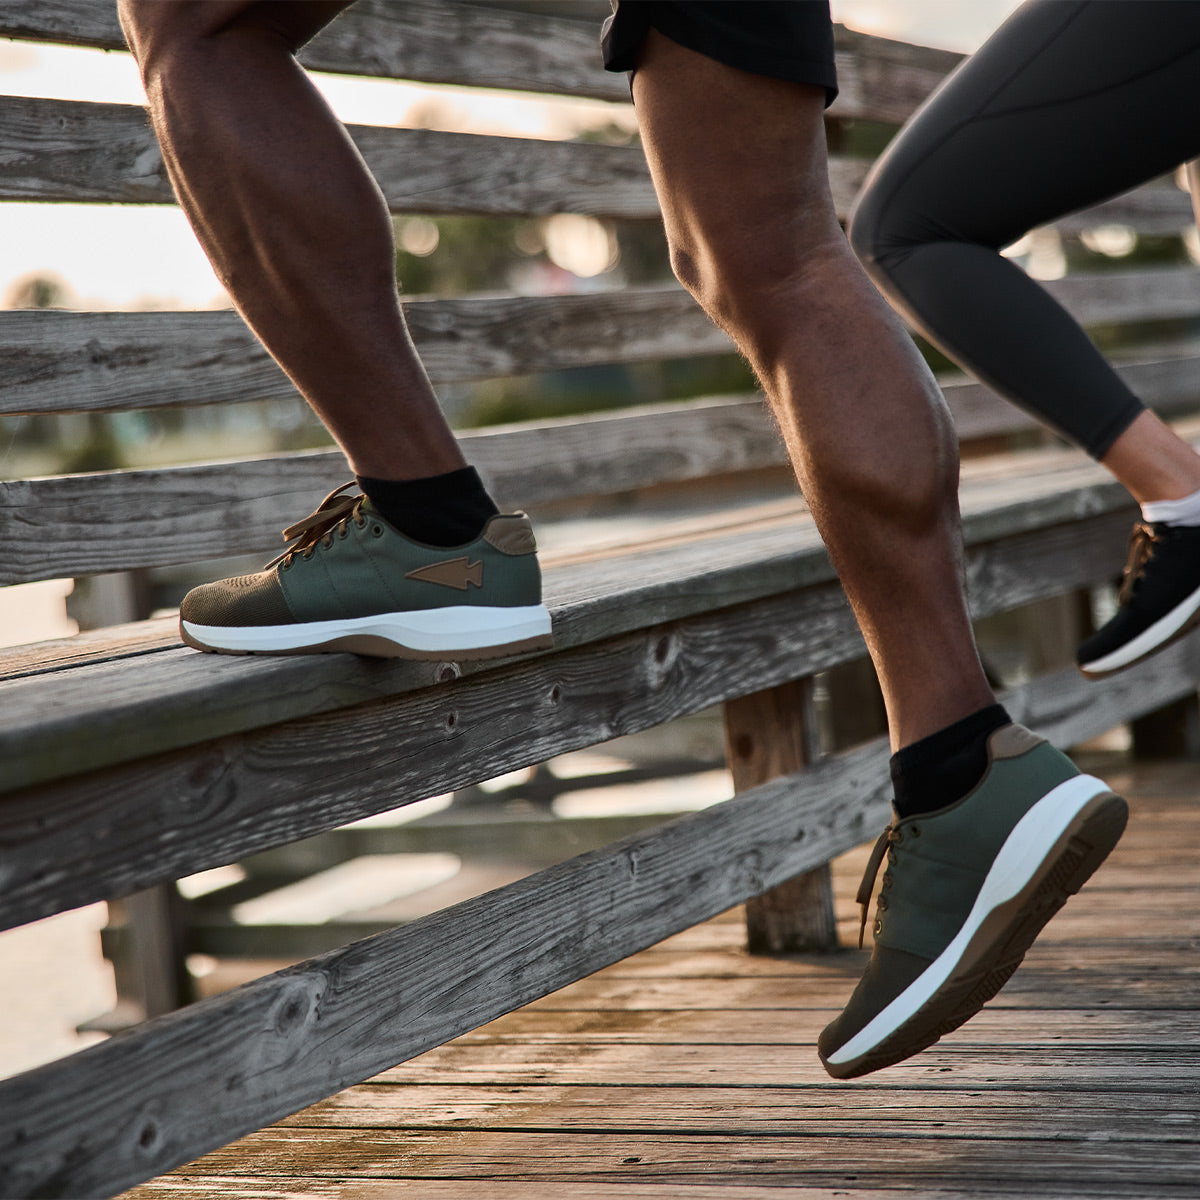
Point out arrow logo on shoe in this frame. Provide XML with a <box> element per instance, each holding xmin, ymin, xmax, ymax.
<box><xmin>405</xmin><ymin>557</ymin><xmax>484</xmax><ymax>591</ymax></box>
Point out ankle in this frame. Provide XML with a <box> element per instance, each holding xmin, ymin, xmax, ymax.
<box><xmin>890</xmin><ymin>704</ymin><xmax>1011</xmax><ymax>819</ymax></box>
<box><xmin>357</xmin><ymin>467</ymin><xmax>500</xmax><ymax>547</ymax></box>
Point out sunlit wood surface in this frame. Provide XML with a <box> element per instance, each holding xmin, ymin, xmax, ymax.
<box><xmin>127</xmin><ymin>755</ymin><xmax>1199</xmax><ymax>1199</ymax></box>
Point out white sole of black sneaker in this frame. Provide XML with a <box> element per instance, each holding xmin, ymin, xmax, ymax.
<box><xmin>181</xmin><ymin>604</ymin><xmax>553</xmax><ymax>659</ymax></box>
<box><xmin>1078</xmin><ymin>581</ymin><xmax>1200</xmax><ymax>677</ymax></box>
<box><xmin>823</xmin><ymin>773</ymin><xmax>1123</xmax><ymax>1074</ymax></box>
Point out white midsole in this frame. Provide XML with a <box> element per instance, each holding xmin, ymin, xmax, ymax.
<box><xmin>182</xmin><ymin>604</ymin><xmax>552</xmax><ymax>653</ymax></box>
<box><xmin>1080</xmin><ymin>581</ymin><xmax>1200</xmax><ymax>675</ymax></box>
<box><xmin>825</xmin><ymin>773</ymin><xmax>1111</xmax><ymax>1066</ymax></box>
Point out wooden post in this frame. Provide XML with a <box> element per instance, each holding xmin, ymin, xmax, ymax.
<box><xmin>1131</xmin><ymin>692</ymin><xmax>1200</xmax><ymax>760</ymax></box>
<box><xmin>69</xmin><ymin>570</ymin><xmax>193</xmax><ymax>1020</ymax></box>
<box><xmin>724</xmin><ymin>678</ymin><xmax>838</xmax><ymax>953</ymax></box>
<box><xmin>106</xmin><ymin>885</ymin><xmax>191</xmax><ymax>1019</ymax></box>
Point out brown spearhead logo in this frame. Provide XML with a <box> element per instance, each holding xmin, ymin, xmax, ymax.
<box><xmin>405</xmin><ymin>556</ymin><xmax>484</xmax><ymax>591</ymax></box>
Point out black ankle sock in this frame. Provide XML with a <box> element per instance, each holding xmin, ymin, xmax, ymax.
<box><xmin>890</xmin><ymin>703</ymin><xmax>1011</xmax><ymax>819</ymax></box>
<box><xmin>356</xmin><ymin>467</ymin><xmax>500</xmax><ymax>547</ymax></box>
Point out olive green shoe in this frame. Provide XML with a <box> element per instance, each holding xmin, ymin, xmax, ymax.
<box><xmin>819</xmin><ymin>724</ymin><xmax>1127</xmax><ymax>1080</ymax></box>
<box><xmin>180</xmin><ymin>483</ymin><xmax>552</xmax><ymax>659</ymax></box>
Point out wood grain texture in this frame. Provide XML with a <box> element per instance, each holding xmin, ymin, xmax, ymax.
<box><xmin>0</xmin><ymin>3</ymin><xmax>965</xmax><ymax>120</ymax></box>
<box><xmin>725</xmin><ymin>680</ymin><xmax>838</xmax><ymax>952</ymax></box>
<box><xmin>2</xmin><ymin>533</ymin><xmax>1196</xmax><ymax>933</ymax></box>
<box><xmin>16</xmin><ymin>777</ymin><xmax>1190</xmax><ymax>1197</ymax></box>
<box><xmin>0</xmin><ymin>287</ymin><xmax>728</xmax><ymax>420</ymax></box>
<box><xmin>0</xmin><ymin>97</ymin><xmax>658</xmax><ymax>217</ymax></box>
<box><xmin>0</xmin><ymin>394</ymin><xmax>790</xmax><ymax>584</ymax></box>
<box><xmin>0</xmin><ymin>442</ymin><xmax>1143</xmax><ymax>797</ymax></box>
<box><xmin>0</xmin><ymin>737</ymin><xmax>893</xmax><ymax>1200</ymax></box>
<box><xmin>2</xmin><ymin>267</ymin><xmax>1195</xmax><ymax>423</ymax></box>
<box><xmin>10</xmin><ymin>90</ymin><xmax>1188</xmax><ymax>245</ymax></box>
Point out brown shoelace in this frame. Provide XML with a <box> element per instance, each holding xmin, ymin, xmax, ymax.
<box><xmin>855</xmin><ymin>823</ymin><xmax>903</xmax><ymax>949</ymax></box>
<box><xmin>267</xmin><ymin>481</ymin><xmax>366</xmax><ymax>569</ymax></box>
<box><xmin>1118</xmin><ymin>521</ymin><xmax>1161</xmax><ymax>605</ymax></box>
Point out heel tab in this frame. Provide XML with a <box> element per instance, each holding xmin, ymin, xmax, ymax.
<box><xmin>483</xmin><ymin>513</ymin><xmax>538</xmax><ymax>555</ymax></box>
<box><xmin>990</xmin><ymin>723</ymin><xmax>1045</xmax><ymax>760</ymax></box>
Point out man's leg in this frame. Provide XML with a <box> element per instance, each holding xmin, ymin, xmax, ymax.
<box><xmin>118</xmin><ymin>0</ymin><xmax>462</xmax><ymax>481</ymax></box>
<box><xmin>632</xmin><ymin>29</ymin><xmax>990</xmax><ymax>751</ymax></box>
<box><xmin>630</xmin><ymin>26</ymin><xmax>1125</xmax><ymax>1080</ymax></box>
<box><xmin>119</xmin><ymin>1</ymin><xmax>550</xmax><ymax>659</ymax></box>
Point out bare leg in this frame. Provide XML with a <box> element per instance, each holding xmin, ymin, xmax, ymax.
<box><xmin>118</xmin><ymin>0</ymin><xmax>465</xmax><ymax>481</ymax></box>
<box><xmin>632</xmin><ymin>31</ymin><xmax>994</xmax><ymax>749</ymax></box>
<box><xmin>1101</xmin><ymin>411</ymin><xmax>1200</xmax><ymax>504</ymax></box>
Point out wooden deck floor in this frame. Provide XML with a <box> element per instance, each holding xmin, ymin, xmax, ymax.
<box><xmin>126</xmin><ymin>754</ymin><xmax>1199</xmax><ymax>1199</ymax></box>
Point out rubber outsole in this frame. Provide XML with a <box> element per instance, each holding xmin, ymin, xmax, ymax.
<box><xmin>180</xmin><ymin>605</ymin><xmax>553</xmax><ymax>661</ymax></box>
<box><xmin>821</xmin><ymin>786</ymin><xmax>1128</xmax><ymax>1080</ymax></box>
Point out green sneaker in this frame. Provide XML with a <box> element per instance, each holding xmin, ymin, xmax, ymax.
<box><xmin>179</xmin><ymin>482</ymin><xmax>553</xmax><ymax>659</ymax></box>
<box><xmin>819</xmin><ymin>723</ymin><xmax>1127</xmax><ymax>1079</ymax></box>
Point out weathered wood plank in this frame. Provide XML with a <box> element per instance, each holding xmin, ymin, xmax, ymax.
<box><xmin>279</xmin><ymin>1078</ymin><xmax>1200</xmax><ymax>1128</ymax></box>
<box><xmin>2</xmin><ymin>269</ymin><xmax>1195</xmax><ymax>422</ymax></box>
<box><xmin>0</xmin><ymin>0</ymin><xmax>632</xmax><ymax>102</ymax></box>
<box><xmin>125</xmin><ymin>1181</ymin><xmax>906</xmax><ymax>1200</ymax></box>
<box><xmin>0</xmin><ymin>97</ymin><xmax>659</xmax><ymax>217</ymax></box>
<box><xmin>532</xmin><ymin>967</ymin><xmax>1200</xmax><ymax>1012</ymax></box>
<box><xmin>0</xmin><ymin>736</ymin><xmax>894</xmax><ymax>1200</ymax></box>
<box><xmin>0</xmin><ymin>3</ymin><xmax>965</xmax><ymax>121</ymax></box>
<box><xmin>416</xmin><ymin>1007</ymin><xmax>1200</xmax><ymax>1049</ymax></box>
<box><xmin>0</xmin><ymin>394</ymin><xmax>792</xmax><ymax>585</ymax></box>
<box><xmin>2</xmin><ymin>533</ymin><xmax>1194</xmax><ymax>934</ymax></box>
<box><xmin>3</xmin><ymin>355</ymin><xmax>1197</xmax><ymax>587</ymax></box>
<box><xmin>0</xmin><ymin>288</ymin><xmax>726</xmax><ymax>419</ymax></box>
<box><xmin>8</xmin><ymin>95</ymin><xmax>1188</xmax><ymax>249</ymax></box>
<box><xmin>725</xmin><ymin>680</ymin><xmax>838</xmax><ymax>952</ymax></box>
<box><xmin>152</xmin><ymin>1128</ymin><xmax>1200</xmax><ymax>1193</ymax></box>
<box><xmin>1</xmin><ymin>443</ymin><xmax>1143</xmax><ymax>796</ymax></box>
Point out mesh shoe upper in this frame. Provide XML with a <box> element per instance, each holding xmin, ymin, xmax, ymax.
<box><xmin>818</xmin><ymin>725</ymin><xmax>1079</xmax><ymax>1065</ymax></box>
<box><xmin>180</xmin><ymin>484</ymin><xmax>543</xmax><ymax>630</ymax></box>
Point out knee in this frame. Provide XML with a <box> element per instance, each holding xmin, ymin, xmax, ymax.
<box><xmin>666</xmin><ymin>210</ymin><xmax>848</xmax><ymax>345</ymax></box>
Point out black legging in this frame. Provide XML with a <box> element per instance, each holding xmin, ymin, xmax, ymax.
<box><xmin>850</xmin><ymin>0</ymin><xmax>1200</xmax><ymax>460</ymax></box>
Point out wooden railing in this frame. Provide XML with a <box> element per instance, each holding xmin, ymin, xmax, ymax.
<box><xmin>1</xmin><ymin>3</ymin><xmax>1199</xmax><ymax>1196</ymax></box>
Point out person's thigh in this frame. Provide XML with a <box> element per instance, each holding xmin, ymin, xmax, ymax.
<box><xmin>855</xmin><ymin>0</ymin><xmax>1200</xmax><ymax>254</ymax></box>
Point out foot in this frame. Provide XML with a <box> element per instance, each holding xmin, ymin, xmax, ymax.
<box><xmin>1077</xmin><ymin>521</ymin><xmax>1200</xmax><ymax>678</ymax></box>
<box><xmin>179</xmin><ymin>483</ymin><xmax>553</xmax><ymax>659</ymax></box>
<box><xmin>818</xmin><ymin>723</ymin><xmax>1126</xmax><ymax>1079</ymax></box>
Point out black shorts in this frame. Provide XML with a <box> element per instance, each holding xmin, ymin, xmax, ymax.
<box><xmin>601</xmin><ymin>1</ymin><xmax>838</xmax><ymax>107</ymax></box>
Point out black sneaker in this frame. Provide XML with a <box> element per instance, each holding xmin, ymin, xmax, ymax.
<box><xmin>1077</xmin><ymin>521</ymin><xmax>1200</xmax><ymax>678</ymax></box>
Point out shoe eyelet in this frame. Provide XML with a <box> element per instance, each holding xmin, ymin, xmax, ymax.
<box><xmin>877</xmin><ymin>896</ymin><xmax>888</xmax><ymax>911</ymax></box>
<box><xmin>910</xmin><ymin>824</ymin><xmax>921</xmax><ymax>837</ymax></box>
<box><xmin>338</xmin><ymin>526</ymin><xmax>349</xmax><ymax>539</ymax></box>
<box><xmin>372</xmin><ymin>524</ymin><xmax>384</xmax><ymax>537</ymax></box>
<box><xmin>301</xmin><ymin>549</ymin><xmax>314</xmax><ymax>560</ymax></box>
<box><xmin>873</xmin><ymin>919</ymin><xmax>883</xmax><ymax>935</ymax></box>
<box><xmin>892</xmin><ymin>831</ymin><xmax>903</xmax><ymax>845</ymax></box>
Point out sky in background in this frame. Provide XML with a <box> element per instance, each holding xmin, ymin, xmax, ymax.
<box><xmin>0</xmin><ymin>1</ymin><xmax>1023</xmax><ymax>310</ymax></box>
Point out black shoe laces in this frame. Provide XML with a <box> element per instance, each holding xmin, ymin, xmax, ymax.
<box><xmin>267</xmin><ymin>481</ymin><xmax>366</xmax><ymax>569</ymax></box>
